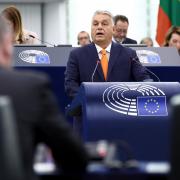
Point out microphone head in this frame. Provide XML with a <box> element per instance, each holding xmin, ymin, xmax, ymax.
<box><xmin>29</xmin><ymin>34</ymin><xmax>35</xmax><ymax>38</ymax></box>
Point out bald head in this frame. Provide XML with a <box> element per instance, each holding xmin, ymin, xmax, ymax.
<box><xmin>0</xmin><ymin>15</ymin><xmax>13</xmax><ymax>68</ymax></box>
<box><xmin>0</xmin><ymin>16</ymin><xmax>9</xmax><ymax>42</ymax></box>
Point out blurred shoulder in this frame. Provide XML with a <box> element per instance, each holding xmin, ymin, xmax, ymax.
<box><xmin>1</xmin><ymin>69</ymin><xmax>50</xmax><ymax>85</ymax></box>
<box><xmin>124</xmin><ymin>37</ymin><xmax>137</xmax><ymax>44</ymax></box>
<box><xmin>19</xmin><ymin>70</ymin><xmax>50</xmax><ymax>85</ymax></box>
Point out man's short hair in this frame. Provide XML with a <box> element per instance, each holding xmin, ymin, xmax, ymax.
<box><xmin>92</xmin><ymin>10</ymin><xmax>114</xmax><ymax>25</ymax></box>
<box><xmin>113</xmin><ymin>15</ymin><xmax>129</xmax><ymax>25</ymax></box>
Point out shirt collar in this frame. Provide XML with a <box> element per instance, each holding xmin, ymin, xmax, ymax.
<box><xmin>95</xmin><ymin>42</ymin><xmax>112</xmax><ymax>54</ymax></box>
<box><xmin>112</xmin><ymin>37</ymin><xmax>117</xmax><ymax>43</ymax></box>
<box><xmin>112</xmin><ymin>36</ymin><xmax>124</xmax><ymax>43</ymax></box>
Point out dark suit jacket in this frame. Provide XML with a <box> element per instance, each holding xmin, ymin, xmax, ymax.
<box><xmin>122</xmin><ymin>37</ymin><xmax>137</xmax><ymax>44</ymax></box>
<box><xmin>0</xmin><ymin>68</ymin><xmax>88</xmax><ymax>180</ymax></box>
<box><xmin>65</xmin><ymin>42</ymin><xmax>150</xmax><ymax>98</ymax></box>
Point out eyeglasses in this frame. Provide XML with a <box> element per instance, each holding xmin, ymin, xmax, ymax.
<box><xmin>115</xmin><ymin>29</ymin><xmax>127</xmax><ymax>33</ymax></box>
<box><xmin>78</xmin><ymin>36</ymin><xmax>89</xmax><ymax>41</ymax></box>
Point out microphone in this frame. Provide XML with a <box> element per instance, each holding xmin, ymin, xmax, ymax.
<box><xmin>29</xmin><ymin>35</ymin><xmax>56</xmax><ymax>47</ymax></box>
<box><xmin>91</xmin><ymin>60</ymin><xmax>100</xmax><ymax>82</ymax></box>
<box><xmin>132</xmin><ymin>56</ymin><xmax>160</xmax><ymax>82</ymax></box>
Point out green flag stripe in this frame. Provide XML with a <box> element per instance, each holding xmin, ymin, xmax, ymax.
<box><xmin>171</xmin><ymin>0</ymin><xmax>180</xmax><ymax>25</ymax></box>
<box><xmin>160</xmin><ymin>0</ymin><xmax>180</xmax><ymax>25</ymax></box>
<box><xmin>159</xmin><ymin>0</ymin><xmax>171</xmax><ymax>16</ymax></box>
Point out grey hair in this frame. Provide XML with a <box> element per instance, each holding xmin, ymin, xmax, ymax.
<box><xmin>92</xmin><ymin>10</ymin><xmax>114</xmax><ymax>25</ymax></box>
<box><xmin>0</xmin><ymin>15</ymin><xmax>11</xmax><ymax>43</ymax></box>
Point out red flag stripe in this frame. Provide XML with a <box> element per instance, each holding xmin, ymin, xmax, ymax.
<box><xmin>156</xmin><ymin>6</ymin><xmax>172</xmax><ymax>46</ymax></box>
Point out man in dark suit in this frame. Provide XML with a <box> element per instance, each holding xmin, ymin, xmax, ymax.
<box><xmin>0</xmin><ymin>16</ymin><xmax>88</xmax><ymax>180</ymax></box>
<box><xmin>65</xmin><ymin>10</ymin><xmax>150</xmax><ymax>98</ymax></box>
<box><xmin>113</xmin><ymin>15</ymin><xmax>137</xmax><ymax>44</ymax></box>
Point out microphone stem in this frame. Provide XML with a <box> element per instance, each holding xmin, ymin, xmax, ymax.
<box><xmin>132</xmin><ymin>57</ymin><xmax>160</xmax><ymax>82</ymax></box>
<box><xmin>36</xmin><ymin>37</ymin><xmax>55</xmax><ymax>47</ymax></box>
<box><xmin>29</xmin><ymin>35</ymin><xmax>56</xmax><ymax>47</ymax></box>
<box><xmin>91</xmin><ymin>61</ymin><xmax>100</xmax><ymax>82</ymax></box>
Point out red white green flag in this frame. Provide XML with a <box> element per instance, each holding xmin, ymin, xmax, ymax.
<box><xmin>156</xmin><ymin>0</ymin><xmax>180</xmax><ymax>46</ymax></box>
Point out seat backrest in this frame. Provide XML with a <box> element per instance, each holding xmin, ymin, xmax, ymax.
<box><xmin>170</xmin><ymin>94</ymin><xmax>180</xmax><ymax>180</ymax></box>
<box><xmin>0</xmin><ymin>96</ymin><xmax>24</xmax><ymax>180</ymax></box>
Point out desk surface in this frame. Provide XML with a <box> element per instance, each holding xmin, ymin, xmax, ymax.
<box><xmin>13</xmin><ymin>46</ymin><xmax>180</xmax><ymax>67</ymax></box>
<box><xmin>35</xmin><ymin>162</ymin><xmax>169</xmax><ymax>180</ymax></box>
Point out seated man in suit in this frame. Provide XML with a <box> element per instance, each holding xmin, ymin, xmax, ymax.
<box><xmin>113</xmin><ymin>15</ymin><xmax>137</xmax><ymax>44</ymax></box>
<box><xmin>0</xmin><ymin>16</ymin><xmax>88</xmax><ymax>180</ymax></box>
<box><xmin>65</xmin><ymin>10</ymin><xmax>150</xmax><ymax>98</ymax></box>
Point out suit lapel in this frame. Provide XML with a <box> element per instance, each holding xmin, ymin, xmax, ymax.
<box><xmin>107</xmin><ymin>42</ymin><xmax>121</xmax><ymax>80</ymax></box>
<box><xmin>88</xmin><ymin>43</ymin><xmax>105</xmax><ymax>81</ymax></box>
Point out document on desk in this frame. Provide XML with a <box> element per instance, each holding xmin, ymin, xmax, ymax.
<box><xmin>142</xmin><ymin>162</ymin><xmax>170</xmax><ymax>174</ymax></box>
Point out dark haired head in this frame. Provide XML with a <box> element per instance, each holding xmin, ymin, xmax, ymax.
<box><xmin>113</xmin><ymin>15</ymin><xmax>129</xmax><ymax>25</ymax></box>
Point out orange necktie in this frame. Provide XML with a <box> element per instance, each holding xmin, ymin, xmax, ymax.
<box><xmin>101</xmin><ymin>49</ymin><xmax>108</xmax><ymax>80</ymax></box>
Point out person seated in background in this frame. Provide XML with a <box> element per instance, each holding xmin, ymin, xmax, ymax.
<box><xmin>113</xmin><ymin>15</ymin><xmax>137</xmax><ymax>44</ymax></box>
<box><xmin>65</xmin><ymin>10</ymin><xmax>151</xmax><ymax>99</ymax></box>
<box><xmin>163</xmin><ymin>26</ymin><xmax>180</xmax><ymax>55</ymax></box>
<box><xmin>77</xmin><ymin>31</ymin><xmax>91</xmax><ymax>46</ymax></box>
<box><xmin>0</xmin><ymin>16</ymin><xmax>88</xmax><ymax>180</ymax></box>
<box><xmin>140</xmin><ymin>37</ymin><xmax>153</xmax><ymax>47</ymax></box>
<box><xmin>1</xmin><ymin>6</ymin><xmax>39</xmax><ymax>45</ymax></box>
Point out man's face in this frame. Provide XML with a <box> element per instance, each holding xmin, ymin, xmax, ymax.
<box><xmin>169</xmin><ymin>33</ymin><xmax>180</xmax><ymax>52</ymax></box>
<box><xmin>113</xmin><ymin>20</ymin><xmax>128</xmax><ymax>41</ymax></box>
<box><xmin>91</xmin><ymin>13</ymin><xmax>113</xmax><ymax>47</ymax></box>
<box><xmin>143</xmin><ymin>39</ymin><xmax>153</xmax><ymax>47</ymax></box>
<box><xmin>78</xmin><ymin>32</ymin><xmax>90</xmax><ymax>46</ymax></box>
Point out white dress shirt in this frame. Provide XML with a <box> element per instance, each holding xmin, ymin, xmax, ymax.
<box><xmin>95</xmin><ymin>43</ymin><xmax>112</xmax><ymax>61</ymax></box>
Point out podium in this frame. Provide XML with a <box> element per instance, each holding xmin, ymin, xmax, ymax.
<box><xmin>68</xmin><ymin>82</ymin><xmax>180</xmax><ymax>161</ymax></box>
<box><xmin>12</xmin><ymin>46</ymin><xmax>180</xmax><ymax>114</ymax></box>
